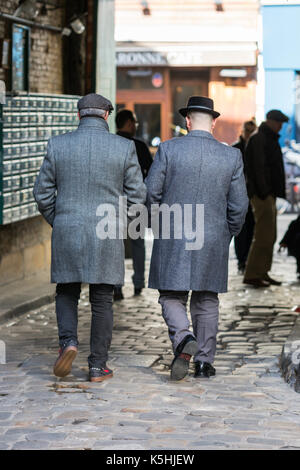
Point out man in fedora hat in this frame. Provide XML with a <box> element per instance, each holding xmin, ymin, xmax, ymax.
<box><xmin>34</xmin><ymin>93</ymin><xmax>146</xmax><ymax>382</ymax></box>
<box><xmin>243</xmin><ymin>109</ymin><xmax>289</xmax><ymax>287</ymax></box>
<box><xmin>146</xmin><ymin>96</ymin><xmax>248</xmax><ymax>380</ymax></box>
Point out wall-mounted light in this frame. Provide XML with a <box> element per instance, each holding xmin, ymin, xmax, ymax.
<box><xmin>70</xmin><ymin>18</ymin><xmax>85</xmax><ymax>35</ymax></box>
<box><xmin>40</xmin><ymin>4</ymin><xmax>48</xmax><ymax>16</ymax></box>
<box><xmin>14</xmin><ymin>0</ymin><xmax>39</xmax><ymax>20</ymax></box>
<box><xmin>62</xmin><ymin>27</ymin><xmax>72</xmax><ymax>37</ymax></box>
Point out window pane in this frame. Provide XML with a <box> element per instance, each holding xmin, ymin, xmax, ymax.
<box><xmin>134</xmin><ymin>104</ymin><xmax>161</xmax><ymax>146</ymax></box>
<box><xmin>117</xmin><ymin>69</ymin><xmax>164</xmax><ymax>90</ymax></box>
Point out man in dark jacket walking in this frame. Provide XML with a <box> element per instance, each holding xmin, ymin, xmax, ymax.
<box><xmin>243</xmin><ymin>109</ymin><xmax>288</xmax><ymax>287</ymax></box>
<box><xmin>280</xmin><ymin>215</ymin><xmax>300</xmax><ymax>279</ymax></box>
<box><xmin>114</xmin><ymin>109</ymin><xmax>153</xmax><ymax>300</ymax></box>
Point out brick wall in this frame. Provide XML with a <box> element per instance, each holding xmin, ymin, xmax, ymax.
<box><xmin>0</xmin><ymin>0</ymin><xmax>67</xmax><ymax>285</ymax></box>
<box><xmin>0</xmin><ymin>0</ymin><xmax>65</xmax><ymax>93</ymax></box>
<box><xmin>0</xmin><ymin>217</ymin><xmax>52</xmax><ymax>286</ymax></box>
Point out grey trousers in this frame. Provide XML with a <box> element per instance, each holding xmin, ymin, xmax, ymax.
<box><xmin>159</xmin><ymin>290</ymin><xmax>219</xmax><ymax>364</ymax></box>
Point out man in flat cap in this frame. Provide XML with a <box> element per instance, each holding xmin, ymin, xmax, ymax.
<box><xmin>146</xmin><ymin>96</ymin><xmax>248</xmax><ymax>381</ymax></box>
<box><xmin>34</xmin><ymin>93</ymin><xmax>146</xmax><ymax>382</ymax></box>
<box><xmin>243</xmin><ymin>109</ymin><xmax>289</xmax><ymax>287</ymax></box>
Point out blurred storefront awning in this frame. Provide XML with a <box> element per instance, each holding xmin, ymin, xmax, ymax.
<box><xmin>116</xmin><ymin>42</ymin><xmax>258</xmax><ymax>67</ymax></box>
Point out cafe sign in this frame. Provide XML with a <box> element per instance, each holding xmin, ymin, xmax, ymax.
<box><xmin>116</xmin><ymin>50</ymin><xmax>205</xmax><ymax>67</ymax></box>
<box><xmin>116</xmin><ymin>48</ymin><xmax>255</xmax><ymax>67</ymax></box>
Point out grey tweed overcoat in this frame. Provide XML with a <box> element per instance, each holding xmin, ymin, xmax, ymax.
<box><xmin>33</xmin><ymin>117</ymin><xmax>146</xmax><ymax>285</ymax></box>
<box><xmin>145</xmin><ymin>130</ymin><xmax>249</xmax><ymax>293</ymax></box>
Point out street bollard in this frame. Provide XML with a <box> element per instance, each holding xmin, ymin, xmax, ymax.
<box><xmin>0</xmin><ymin>340</ymin><xmax>6</xmax><ymax>364</ymax></box>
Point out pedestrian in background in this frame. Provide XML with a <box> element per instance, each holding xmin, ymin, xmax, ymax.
<box><xmin>279</xmin><ymin>215</ymin><xmax>300</xmax><ymax>280</ymax></box>
<box><xmin>146</xmin><ymin>96</ymin><xmax>248</xmax><ymax>381</ymax></box>
<box><xmin>113</xmin><ymin>109</ymin><xmax>153</xmax><ymax>301</ymax></box>
<box><xmin>232</xmin><ymin>119</ymin><xmax>257</xmax><ymax>274</ymax></box>
<box><xmin>243</xmin><ymin>109</ymin><xmax>288</xmax><ymax>288</ymax></box>
<box><xmin>33</xmin><ymin>94</ymin><xmax>146</xmax><ymax>382</ymax></box>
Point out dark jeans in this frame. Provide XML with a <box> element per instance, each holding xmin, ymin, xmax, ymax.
<box><xmin>234</xmin><ymin>204</ymin><xmax>255</xmax><ymax>269</ymax></box>
<box><xmin>55</xmin><ymin>283</ymin><xmax>113</xmax><ymax>369</ymax></box>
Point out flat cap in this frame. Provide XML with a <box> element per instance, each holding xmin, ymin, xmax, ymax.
<box><xmin>266</xmin><ymin>109</ymin><xmax>289</xmax><ymax>123</ymax></box>
<box><xmin>77</xmin><ymin>93</ymin><xmax>114</xmax><ymax>113</ymax></box>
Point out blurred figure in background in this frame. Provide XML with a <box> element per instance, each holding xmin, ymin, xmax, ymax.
<box><xmin>279</xmin><ymin>215</ymin><xmax>300</xmax><ymax>280</ymax></box>
<box><xmin>232</xmin><ymin>120</ymin><xmax>257</xmax><ymax>274</ymax></box>
<box><xmin>114</xmin><ymin>109</ymin><xmax>153</xmax><ymax>301</ymax></box>
<box><xmin>243</xmin><ymin>110</ymin><xmax>289</xmax><ymax>287</ymax></box>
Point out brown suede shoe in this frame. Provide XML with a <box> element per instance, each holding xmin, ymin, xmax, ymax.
<box><xmin>53</xmin><ymin>345</ymin><xmax>78</xmax><ymax>378</ymax></box>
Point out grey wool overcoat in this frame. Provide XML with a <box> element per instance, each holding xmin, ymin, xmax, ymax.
<box><xmin>33</xmin><ymin>117</ymin><xmax>147</xmax><ymax>285</ymax></box>
<box><xmin>145</xmin><ymin>130</ymin><xmax>249</xmax><ymax>293</ymax></box>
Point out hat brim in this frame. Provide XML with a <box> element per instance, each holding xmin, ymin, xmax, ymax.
<box><xmin>179</xmin><ymin>106</ymin><xmax>220</xmax><ymax>119</ymax></box>
<box><xmin>276</xmin><ymin>116</ymin><xmax>289</xmax><ymax>123</ymax></box>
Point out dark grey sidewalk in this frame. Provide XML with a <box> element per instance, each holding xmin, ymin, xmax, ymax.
<box><xmin>0</xmin><ymin>272</ymin><xmax>55</xmax><ymax>325</ymax></box>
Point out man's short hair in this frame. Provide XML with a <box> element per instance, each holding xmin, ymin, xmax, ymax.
<box><xmin>79</xmin><ymin>108</ymin><xmax>107</xmax><ymax>119</ymax></box>
<box><xmin>187</xmin><ymin>110</ymin><xmax>213</xmax><ymax>122</ymax></box>
<box><xmin>116</xmin><ymin>109</ymin><xmax>135</xmax><ymax>129</ymax></box>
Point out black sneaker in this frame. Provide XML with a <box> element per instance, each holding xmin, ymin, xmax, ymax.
<box><xmin>237</xmin><ymin>263</ymin><xmax>246</xmax><ymax>275</ymax></box>
<box><xmin>194</xmin><ymin>361</ymin><xmax>216</xmax><ymax>378</ymax></box>
<box><xmin>134</xmin><ymin>287</ymin><xmax>143</xmax><ymax>296</ymax></box>
<box><xmin>170</xmin><ymin>335</ymin><xmax>198</xmax><ymax>381</ymax></box>
<box><xmin>89</xmin><ymin>367</ymin><xmax>113</xmax><ymax>383</ymax></box>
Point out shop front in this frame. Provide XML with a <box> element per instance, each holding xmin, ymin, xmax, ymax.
<box><xmin>116</xmin><ymin>45</ymin><xmax>257</xmax><ymax>146</ymax></box>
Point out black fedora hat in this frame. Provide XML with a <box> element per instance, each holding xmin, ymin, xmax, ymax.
<box><xmin>179</xmin><ymin>96</ymin><xmax>220</xmax><ymax>119</ymax></box>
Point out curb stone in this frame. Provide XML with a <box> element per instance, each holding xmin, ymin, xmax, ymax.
<box><xmin>279</xmin><ymin>315</ymin><xmax>300</xmax><ymax>393</ymax></box>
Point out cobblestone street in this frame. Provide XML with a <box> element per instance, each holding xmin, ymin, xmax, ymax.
<box><xmin>0</xmin><ymin>215</ymin><xmax>300</xmax><ymax>450</ymax></box>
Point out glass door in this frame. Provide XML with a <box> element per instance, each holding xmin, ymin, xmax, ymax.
<box><xmin>134</xmin><ymin>103</ymin><xmax>161</xmax><ymax>147</ymax></box>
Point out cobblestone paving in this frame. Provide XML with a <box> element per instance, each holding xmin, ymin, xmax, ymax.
<box><xmin>1</xmin><ymin>220</ymin><xmax>300</xmax><ymax>450</ymax></box>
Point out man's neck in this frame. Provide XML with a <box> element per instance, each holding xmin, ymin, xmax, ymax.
<box><xmin>189</xmin><ymin>126</ymin><xmax>212</xmax><ymax>133</ymax></box>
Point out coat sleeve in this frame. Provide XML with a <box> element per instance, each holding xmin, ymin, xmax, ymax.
<box><xmin>145</xmin><ymin>143</ymin><xmax>167</xmax><ymax>210</ymax></box>
<box><xmin>227</xmin><ymin>149</ymin><xmax>249</xmax><ymax>236</ymax></box>
<box><xmin>142</xmin><ymin>142</ymin><xmax>153</xmax><ymax>179</ymax></box>
<box><xmin>33</xmin><ymin>139</ymin><xmax>56</xmax><ymax>227</ymax></box>
<box><xmin>123</xmin><ymin>140</ymin><xmax>147</xmax><ymax>207</ymax></box>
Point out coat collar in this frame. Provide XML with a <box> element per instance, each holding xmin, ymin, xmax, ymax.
<box><xmin>186</xmin><ymin>130</ymin><xmax>214</xmax><ymax>139</ymax></box>
<box><xmin>117</xmin><ymin>130</ymin><xmax>134</xmax><ymax>140</ymax></box>
<box><xmin>259</xmin><ymin>121</ymin><xmax>279</xmax><ymax>140</ymax></box>
<box><xmin>78</xmin><ymin>116</ymin><xmax>109</xmax><ymax>132</ymax></box>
